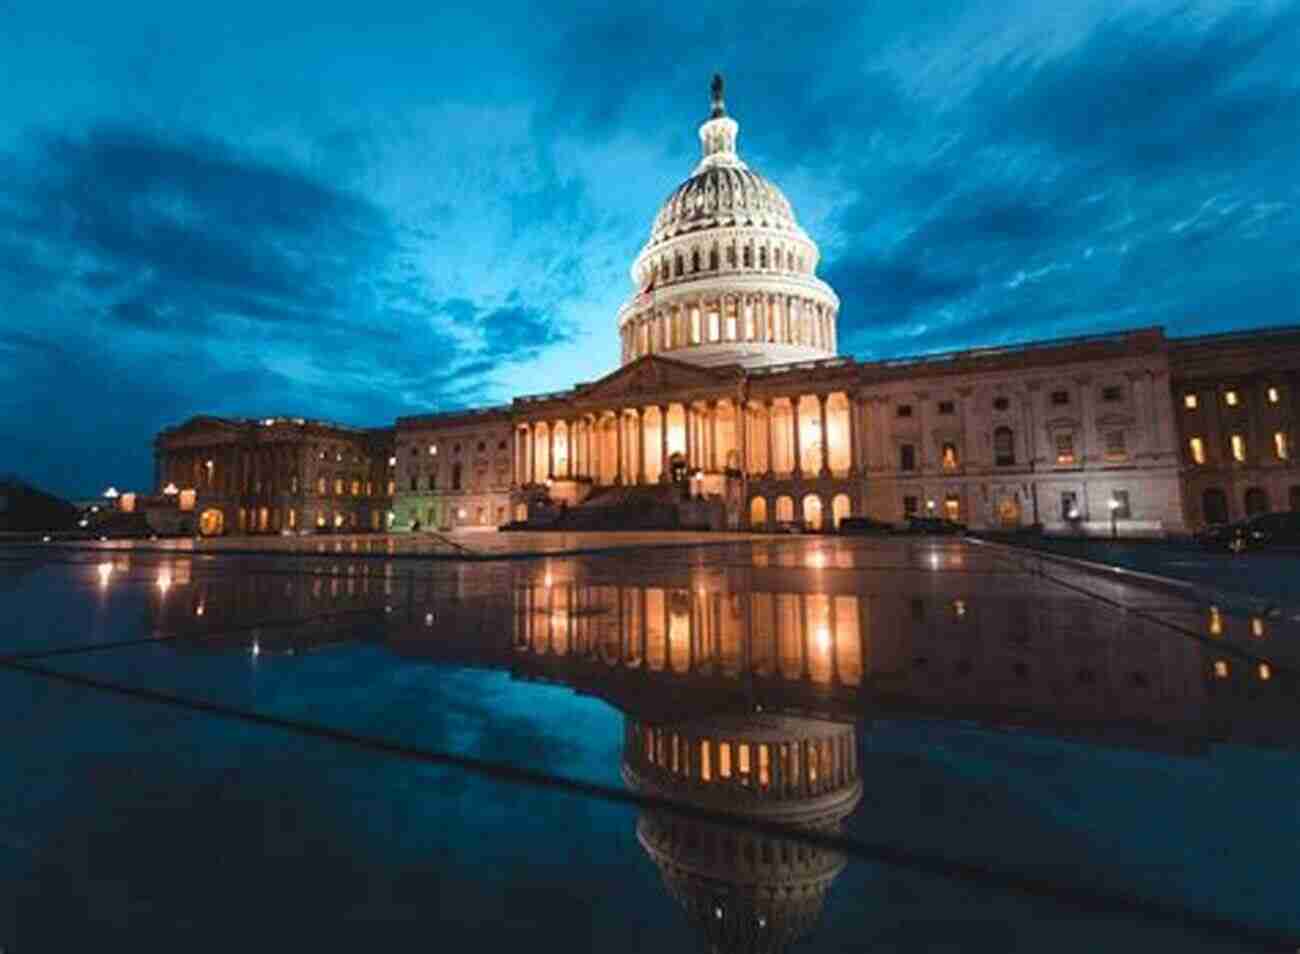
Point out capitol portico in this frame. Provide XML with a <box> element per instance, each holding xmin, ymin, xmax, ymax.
<box><xmin>151</xmin><ymin>76</ymin><xmax>1300</xmax><ymax>537</ymax></box>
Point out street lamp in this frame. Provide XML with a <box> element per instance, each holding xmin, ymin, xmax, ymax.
<box><xmin>1108</xmin><ymin>496</ymin><xmax>1120</xmax><ymax>540</ymax></box>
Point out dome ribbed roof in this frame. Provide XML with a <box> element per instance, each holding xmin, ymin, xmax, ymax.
<box><xmin>649</xmin><ymin>166</ymin><xmax>799</xmax><ymax>245</ymax></box>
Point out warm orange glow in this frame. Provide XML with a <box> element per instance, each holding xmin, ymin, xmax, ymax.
<box><xmin>1224</xmin><ymin>390</ymin><xmax>1239</xmax><ymax>406</ymax></box>
<box><xmin>178</xmin><ymin>488</ymin><xmax>196</xmax><ymax>512</ymax></box>
<box><xmin>758</xmin><ymin>744</ymin><xmax>771</xmax><ymax>788</ymax></box>
<box><xmin>1251</xmin><ymin>617</ymin><xmax>1265</xmax><ymax>638</ymax></box>
<box><xmin>96</xmin><ymin>562</ymin><xmax>112</xmax><ymax>587</ymax></box>
<box><xmin>1274</xmin><ymin>431</ymin><xmax>1289</xmax><ymax>460</ymax></box>
<box><xmin>1258</xmin><ymin>663</ymin><xmax>1272</xmax><ymax>681</ymax></box>
<box><xmin>1208</xmin><ymin>606</ymin><xmax>1223</xmax><ymax>636</ymax></box>
<box><xmin>1184</xmin><ymin>393</ymin><xmax>1198</xmax><ymax>409</ymax></box>
<box><xmin>157</xmin><ymin>570</ymin><xmax>172</xmax><ymax>595</ymax></box>
<box><xmin>1213</xmin><ymin>659</ymin><xmax>1230</xmax><ymax>678</ymax></box>
<box><xmin>699</xmin><ymin>740</ymin><xmax>711</xmax><ymax>781</ymax></box>
<box><xmin>737</xmin><ymin>743</ymin><xmax>751</xmax><ymax>780</ymax></box>
<box><xmin>119</xmin><ymin>492</ymin><xmax>136</xmax><ymax>513</ymax></box>
<box><xmin>1231</xmin><ymin>434</ymin><xmax>1246</xmax><ymax>462</ymax></box>
<box><xmin>1189</xmin><ymin>436</ymin><xmax>1206</xmax><ymax>464</ymax></box>
<box><xmin>718</xmin><ymin>741</ymin><xmax>732</xmax><ymax>778</ymax></box>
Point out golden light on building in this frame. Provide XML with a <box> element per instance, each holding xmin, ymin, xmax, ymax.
<box><xmin>1208</xmin><ymin>605</ymin><xmax>1223</xmax><ymax>636</ymax></box>
<box><xmin>96</xmin><ymin>562</ymin><xmax>112</xmax><ymax>588</ymax></box>
<box><xmin>157</xmin><ymin>570</ymin><xmax>172</xmax><ymax>595</ymax></box>
<box><xmin>178</xmin><ymin>488</ymin><xmax>196</xmax><ymax>512</ymax></box>
<box><xmin>1189</xmin><ymin>436</ymin><xmax>1206</xmax><ymax>464</ymax></box>
<box><xmin>1213</xmin><ymin>659</ymin><xmax>1230</xmax><ymax>679</ymax></box>
<box><xmin>1251</xmin><ymin>616</ymin><xmax>1266</xmax><ymax>638</ymax></box>
<box><xmin>1184</xmin><ymin>392</ymin><xmax>1198</xmax><ymax>409</ymax></box>
<box><xmin>1230</xmin><ymin>433</ymin><xmax>1247</xmax><ymax>462</ymax></box>
<box><xmin>1274</xmin><ymin>431</ymin><xmax>1289</xmax><ymax>460</ymax></box>
<box><xmin>1267</xmin><ymin>386</ymin><xmax>1280</xmax><ymax>404</ymax></box>
<box><xmin>1258</xmin><ymin>663</ymin><xmax>1272</xmax><ymax>682</ymax></box>
<box><xmin>1224</xmin><ymin>390</ymin><xmax>1239</xmax><ymax>406</ymax></box>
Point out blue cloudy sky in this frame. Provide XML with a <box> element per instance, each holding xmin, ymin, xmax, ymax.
<box><xmin>2</xmin><ymin>0</ymin><xmax>1299</xmax><ymax>496</ymax></box>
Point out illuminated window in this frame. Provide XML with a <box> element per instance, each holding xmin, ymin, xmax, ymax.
<box><xmin>287</xmin><ymin>508</ymin><xmax>297</xmax><ymax>529</ymax></box>
<box><xmin>758</xmin><ymin>744</ymin><xmax>771</xmax><ymax>789</ymax></box>
<box><xmin>1213</xmin><ymin>659</ymin><xmax>1230</xmax><ymax>679</ymax></box>
<box><xmin>1105</xmin><ymin>430</ymin><xmax>1127</xmax><ymax>460</ymax></box>
<box><xmin>1224</xmin><ymin>390</ymin><xmax>1239</xmax><ymax>407</ymax></box>
<box><xmin>941</xmin><ymin>442</ymin><xmax>958</xmax><ymax>470</ymax></box>
<box><xmin>351</xmin><ymin>479</ymin><xmax>360</xmax><ymax>496</ymax></box>
<box><xmin>386</xmin><ymin>480</ymin><xmax>395</xmax><ymax>496</ymax></box>
<box><xmin>316</xmin><ymin>476</ymin><xmax>326</xmax><ymax>494</ymax></box>
<box><xmin>718</xmin><ymin>741</ymin><xmax>732</xmax><ymax>779</ymax></box>
<box><xmin>1231</xmin><ymin>434</ymin><xmax>1246</xmax><ymax>462</ymax></box>
<box><xmin>1275</xmin><ymin>432</ymin><xmax>1290</xmax><ymax>460</ymax></box>
<box><xmin>1055</xmin><ymin>432</ymin><xmax>1075</xmax><ymax>465</ymax></box>
<box><xmin>944</xmin><ymin>495</ymin><xmax>961</xmax><ymax>521</ymax></box>
<box><xmin>1259</xmin><ymin>663</ymin><xmax>1273</xmax><ymax>681</ymax></box>
<box><xmin>334</xmin><ymin>478</ymin><xmax>344</xmax><ymax>495</ymax></box>
<box><xmin>1209</xmin><ymin>606</ymin><xmax>1223</xmax><ymax>636</ymax></box>
<box><xmin>1251</xmin><ymin>617</ymin><xmax>1266</xmax><ymax>638</ymax></box>
<box><xmin>700</xmin><ymin>740</ymin><xmax>711</xmax><ymax>781</ymax></box>
<box><xmin>737</xmin><ymin>743</ymin><xmax>751</xmax><ymax>781</ymax></box>
<box><xmin>1267</xmin><ymin>386</ymin><xmax>1280</xmax><ymax>404</ymax></box>
<box><xmin>429</xmin><ymin>444</ymin><xmax>437</xmax><ymax>455</ymax></box>
<box><xmin>1189</xmin><ymin>437</ymin><xmax>1206</xmax><ymax>465</ymax></box>
<box><xmin>1184</xmin><ymin>393</ymin><xmax>1198</xmax><ymax>410</ymax></box>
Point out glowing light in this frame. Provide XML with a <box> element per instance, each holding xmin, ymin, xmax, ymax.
<box><xmin>424</xmin><ymin>612</ymin><xmax>434</xmax><ymax>626</ymax></box>
<box><xmin>103</xmin><ymin>486</ymin><xmax>119</xmax><ymax>498</ymax></box>
<box><xmin>457</xmin><ymin>508</ymin><xmax>467</xmax><ymax>519</ymax></box>
<box><xmin>807</xmin><ymin>551</ymin><xmax>826</xmax><ymax>569</ymax></box>
<box><xmin>156</xmin><ymin>570</ymin><xmax>171</xmax><ymax>595</ymax></box>
<box><xmin>953</xmin><ymin>599</ymin><xmax>966</xmax><ymax>617</ymax></box>
<box><xmin>1213</xmin><ymin>659</ymin><xmax>1229</xmax><ymax>678</ymax></box>
<box><xmin>1108</xmin><ymin>497</ymin><xmax>1121</xmax><ymax>511</ymax></box>
<box><xmin>96</xmin><ymin>562</ymin><xmax>112</xmax><ymax>587</ymax></box>
<box><xmin>543</xmin><ymin>573</ymin><xmax>553</xmax><ymax>588</ymax></box>
<box><xmin>387</xmin><ymin>456</ymin><xmax>396</xmax><ymax>467</ymax></box>
<box><xmin>251</xmin><ymin>639</ymin><xmax>261</xmax><ymax>657</ymax></box>
<box><xmin>77</xmin><ymin>519</ymin><xmax>88</xmax><ymax>528</ymax></box>
<box><xmin>1208</xmin><ymin>606</ymin><xmax>1223</xmax><ymax>636</ymax></box>
<box><xmin>1251</xmin><ymin>617</ymin><xmax>1265</xmax><ymax>638</ymax></box>
<box><xmin>195</xmin><ymin>603</ymin><xmax>205</xmax><ymax>617</ymax></box>
<box><xmin>814</xmin><ymin>626</ymin><xmax>831</xmax><ymax>652</ymax></box>
<box><xmin>1258</xmin><ymin>663</ymin><xmax>1272</xmax><ymax>681</ymax></box>
<box><xmin>41</xmin><ymin>535</ymin><xmax>50</xmax><ymax>542</ymax></box>
<box><xmin>162</xmin><ymin>483</ymin><xmax>179</xmax><ymax>495</ymax></box>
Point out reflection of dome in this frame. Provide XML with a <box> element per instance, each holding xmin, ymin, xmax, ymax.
<box><xmin>618</xmin><ymin>75</ymin><xmax>840</xmax><ymax>371</ymax></box>
<box><xmin>623</xmin><ymin>712</ymin><xmax>862</xmax><ymax>954</ymax></box>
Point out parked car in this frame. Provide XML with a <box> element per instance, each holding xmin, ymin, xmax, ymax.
<box><xmin>1197</xmin><ymin>511</ymin><xmax>1300</xmax><ymax>552</ymax></box>
<box><xmin>902</xmin><ymin>516</ymin><xmax>967</xmax><ymax>535</ymax></box>
<box><xmin>838</xmin><ymin>516</ymin><xmax>895</xmax><ymax>535</ymax></box>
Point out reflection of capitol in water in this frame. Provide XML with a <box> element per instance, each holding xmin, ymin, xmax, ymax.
<box><xmin>622</xmin><ymin>712</ymin><xmax>861</xmax><ymax>953</ymax></box>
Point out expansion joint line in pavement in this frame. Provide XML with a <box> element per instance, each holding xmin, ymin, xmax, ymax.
<box><xmin>0</xmin><ymin>655</ymin><xmax>1293</xmax><ymax>950</ymax></box>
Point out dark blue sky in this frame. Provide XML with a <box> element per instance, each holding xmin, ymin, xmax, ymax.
<box><xmin>3</xmin><ymin>1</ymin><xmax>1299</xmax><ymax>497</ymax></box>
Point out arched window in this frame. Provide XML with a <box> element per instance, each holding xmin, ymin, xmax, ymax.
<box><xmin>775</xmin><ymin>495</ymin><xmax>794</xmax><ymax>523</ymax></box>
<box><xmin>774</xmin><ymin>247</ymin><xmax>784</xmax><ymax>269</ymax></box>
<box><xmin>831</xmin><ymin>493</ymin><xmax>851</xmax><ymax>529</ymax></box>
<box><xmin>452</xmin><ymin>463</ymin><xmax>463</xmax><ymax>491</ymax></box>
<box><xmin>802</xmin><ymin>494</ymin><xmax>823</xmax><ymax>530</ymax></box>
<box><xmin>994</xmin><ymin>427</ymin><xmax>1015</xmax><ymax>466</ymax></box>
<box><xmin>1202</xmin><ymin>488</ymin><xmax>1228</xmax><ymax>525</ymax></box>
<box><xmin>1244</xmin><ymin>487</ymin><xmax>1269</xmax><ymax>516</ymax></box>
<box><xmin>759</xmin><ymin>245</ymin><xmax>768</xmax><ymax>269</ymax></box>
<box><xmin>709</xmin><ymin>245</ymin><xmax>719</xmax><ymax>270</ymax></box>
<box><xmin>691</xmin><ymin>248</ymin><xmax>700</xmax><ymax>273</ymax></box>
<box><xmin>674</xmin><ymin>254</ymin><xmax>684</xmax><ymax>277</ymax></box>
<box><xmin>742</xmin><ymin>244</ymin><xmax>752</xmax><ymax>268</ymax></box>
<box><xmin>727</xmin><ymin>245</ymin><xmax>736</xmax><ymax>268</ymax></box>
<box><xmin>750</xmin><ymin>496</ymin><xmax>767</xmax><ymax>529</ymax></box>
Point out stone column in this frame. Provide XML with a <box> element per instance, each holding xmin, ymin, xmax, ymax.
<box><xmin>615</xmin><ymin>410</ymin><xmax>625</xmax><ymax>485</ymax></box>
<box><xmin>708</xmin><ymin>400</ymin><xmax>719</xmax><ymax>471</ymax></box>
<box><xmin>659</xmin><ymin>404</ymin><xmax>670</xmax><ymax>483</ymax></box>
<box><xmin>737</xmin><ymin>400</ymin><xmax>749</xmax><ymax>477</ymax></box>
<box><xmin>818</xmin><ymin>392</ymin><xmax>830</xmax><ymax>476</ymax></box>
<box><xmin>636</xmin><ymin>407</ymin><xmax>647</xmax><ymax>485</ymax></box>
<box><xmin>764</xmin><ymin>398</ymin><xmax>775</xmax><ymax>478</ymax></box>
<box><xmin>526</xmin><ymin>424</ymin><xmax>535</xmax><ymax>486</ymax></box>
<box><xmin>848</xmin><ymin>395</ymin><xmax>860</xmax><ymax>476</ymax></box>
<box><xmin>792</xmin><ymin>396</ymin><xmax>804</xmax><ymax>478</ymax></box>
<box><xmin>684</xmin><ymin>402</ymin><xmax>695</xmax><ymax>470</ymax></box>
<box><xmin>546</xmin><ymin>422</ymin><xmax>555</xmax><ymax>480</ymax></box>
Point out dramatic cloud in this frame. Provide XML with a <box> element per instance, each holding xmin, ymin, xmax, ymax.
<box><xmin>2</xmin><ymin>0</ymin><xmax>1298</xmax><ymax>495</ymax></box>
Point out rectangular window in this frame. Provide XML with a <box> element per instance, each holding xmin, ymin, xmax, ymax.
<box><xmin>1189</xmin><ymin>436</ymin><xmax>1206</xmax><ymax>465</ymax></box>
<box><xmin>386</xmin><ymin>480</ymin><xmax>395</xmax><ymax>496</ymax></box>
<box><xmin>1055</xmin><ymin>432</ymin><xmax>1075</xmax><ymax>465</ymax></box>
<box><xmin>993</xmin><ymin>427</ymin><xmax>1015</xmax><ymax>466</ymax></box>
<box><xmin>1051</xmin><ymin>390</ymin><xmax>1070</xmax><ymax>406</ymax></box>
<box><xmin>903</xmin><ymin>495</ymin><xmax>919</xmax><ymax>517</ymax></box>
<box><xmin>737</xmin><ymin>743</ymin><xmax>751</xmax><ymax>782</ymax></box>
<box><xmin>896</xmin><ymin>404</ymin><xmax>913</xmax><ymax>418</ymax></box>
<box><xmin>351</xmin><ymin>479</ymin><xmax>360</xmax><ymax>496</ymax></box>
<box><xmin>993</xmin><ymin>396</ymin><xmax>1010</xmax><ymax>411</ymax></box>
<box><xmin>1184</xmin><ymin>393</ymin><xmax>1198</xmax><ymax>410</ymax></box>
<box><xmin>1224</xmin><ymin>390</ymin><xmax>1239</xmax><ymax>407</ymax></box>
<box><xmin>316</xmin><ymin>476</ymin><xmax>326</xmax><ymax>494</ymax></box>
<box><xmin>937</xmin><ymin>400</ymin><xmax>955</xmax><ymax>415</ymax></box>
<box><xmin>718</xmin><ymin>742</ymin><xmax>732</xmax><ymax>779</ymax></box>
<box><xmin>699</xmin><ymin>740</ymin><xmax>711</xmax><ymax>781</ymax></box>
<box><xmin>1061</xmin><ymin>491</ymin><xmax>1079</xmax><ymax>521</ymax></box>
<box><xmin>758</xmin><ymin>744</ymin><xmax>771</xmax><ymax>789</ymax></box>
<box><xmin>941</xmin><ymin>442</ymin><xmax>958</xmax><ymax>470</ymax></box>
<box><xmin>1102</xmin><ymin>385</ymin><xmax>1122</xmax><ymax>402</ymax></box>
<box><xmin>1111</xmin><ymin>490</ymin><xmax>1131</xmax><ymax>519</ymax></box>
<box><xmin>1275</xmin><ymin>431</ymin><xmax>1290</xmax><ymax>460</ymax></box>
<box><xmin>944</xmin><ymin>495</ymin><xmax>960</xmax><ymax>521</ymax></box>
<box><xmin>1105</xmin><ymin>430</ymin><xmax>1127</xmax><ymax>459</ymax></box>
<box><xmin>900</xmin><ymin>444</ymin><xmax>916</xmax><ymax>471</ymax></box>
<box><xmin>334</xmin><ymin>478</ymin><xmax>344</xmax><ymax>495</ymax></box>
<box><xmin>1231</xmin><ymin>433</ymin><xmax>1246</xmax><ymax>462</ymax></box>
<box><xmin>1267</xmin><ymin>386</ymin><xmax>1280</xmax><ymax>404</ymax></box>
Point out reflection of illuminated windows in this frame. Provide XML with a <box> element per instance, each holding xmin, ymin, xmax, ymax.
<box><xmin>758</xmin><ymin>744</ymin><xmax>770</xmax><ymax>789</ymax></box>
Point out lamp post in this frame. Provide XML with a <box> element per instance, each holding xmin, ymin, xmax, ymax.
<box><xmin>1108</xmin><ymin>496</ymin><xmax>1120</xmax><ymax>540</ymax></box>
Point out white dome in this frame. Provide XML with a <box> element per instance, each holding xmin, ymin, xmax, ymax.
<box><xmin>618</xmin><ymin>76</ymin><xmax>840</xmax><ymax>370</ymax></box>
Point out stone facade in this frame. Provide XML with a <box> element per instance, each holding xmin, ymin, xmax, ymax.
<box><xmin>148</xmin><ymin>79</ymin><xmax>1300</xmax><ymax>537</ymax></box>
<box><xmin>153</xmin><ymin>416</ymin><xmax>394</xmax><ymax>535</ymax></box>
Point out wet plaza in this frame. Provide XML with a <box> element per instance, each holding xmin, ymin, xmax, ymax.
<box><xmin>1</xmin><ymin>533</ymin><xmax>1298</xmax><ymax>951</ymax></box>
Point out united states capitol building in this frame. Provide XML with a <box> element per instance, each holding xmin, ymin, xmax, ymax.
<box><xmin>153</xmin><ymin>78</ymin><xmax>1300</xmax><ymax>537</ymax></box>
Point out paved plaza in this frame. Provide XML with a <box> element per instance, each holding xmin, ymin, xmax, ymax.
<box><xmin>1</xmin><ymin>533</ymin><xmax>1297</xmax><ymax>950</ymax></box>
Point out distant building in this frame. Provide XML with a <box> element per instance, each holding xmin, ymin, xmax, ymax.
<box><xmin>150</xmin><ymin>78</ymin><xmax>1300</xmax><ymax>536</ymax></box>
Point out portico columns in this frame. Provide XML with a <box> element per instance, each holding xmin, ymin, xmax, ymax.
<box><xmin>546</xmin><ymin>422</ymin><xmax>555</xmax><ymax>480</ymax></box>
<box><xmin>684</xmin><ymin>402</ymin><xmax>695</xmax><ymax>471</ymax></box>
<box><xmin>818</xmin><ymin>393</ymin><xmax>830</xmax><ymax>476</ymax></box>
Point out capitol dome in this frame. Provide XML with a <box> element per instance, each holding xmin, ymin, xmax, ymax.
<box><xmin>618</xmin><ymin>75</ymin><xmax>840</xmax><ymax>370</ymax></box>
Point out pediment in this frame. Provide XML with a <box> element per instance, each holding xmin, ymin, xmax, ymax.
<box><xmin>575</xmin><ymin>356</ymin><xmax>731</xmax><ymax>403</ymax></box>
